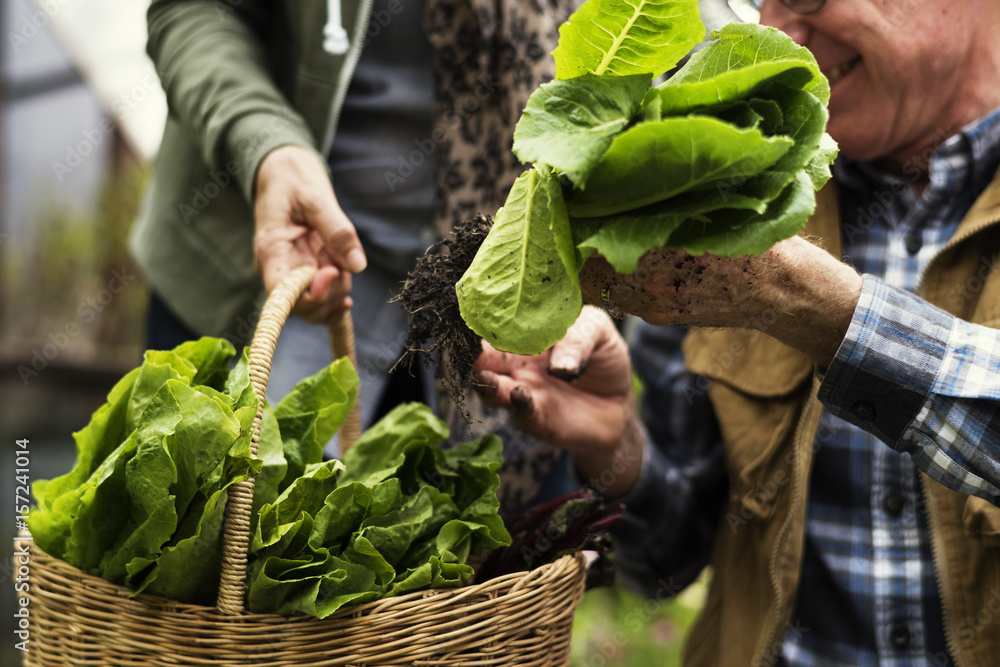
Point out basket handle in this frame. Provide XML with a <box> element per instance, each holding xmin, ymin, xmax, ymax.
<box><xmin>216</xmin><ymin>265</ymin><xmax>361</xmax><ymax>615</ymax></box>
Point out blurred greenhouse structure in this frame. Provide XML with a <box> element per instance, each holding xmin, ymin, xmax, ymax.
<box><xmin>0</xmin><ymin>0</ymin><xmax>161</xmax><ymax>371</ymax></box>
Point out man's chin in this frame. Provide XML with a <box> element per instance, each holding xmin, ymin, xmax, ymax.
<box><xmin>826</xmin><ymin>105</ymin><xmax>887</xmax><ymax>164</ymax></box>
<box><xmin>828</xmin><ymin>132</ymin><xmax>884</xmax><ymax>165</ymax></box>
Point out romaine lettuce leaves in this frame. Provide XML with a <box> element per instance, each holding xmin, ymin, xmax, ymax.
<box><xmin>564</xmin><ymin>116</ymin><xmax>794</xmax><ymax>217</ymax></box>
<box><xmin>30</xmin><ymin>339</ymin><xmax>265</xmax><ymax>604</ymax></box>
<box><xmin>247</xmin><ymin>403</ymin><xmax>510</xmax><ymax>618</ymax></box>
<box><xmin>31</xmin><ymin>339</ymin><xmax>509</xmax><ymax>617</ymax></box>
<box><xmin>653</xmin><ymin>22</ymin><xmax>829</xmax><ymax>111</ymax></box>
<box><xmin>457</xmin><ymin>0</ymin><xmax>838</xmax><ymax>355</ymax></box>
<box><xmin>512</xmin><ymin>73</ymin><xmax>653</xmax><ymax>188</ymax></box>
<box><xmin>271</xmin><ymin>359</ymin><xmax>358</xmax><ymax>490</ymax></box>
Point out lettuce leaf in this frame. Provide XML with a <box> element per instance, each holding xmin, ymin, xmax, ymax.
<box><xmin>456</xmin><ymin>167</ymin><xmax>581</xmax><ymax>355</ymax></box>
<box><xmin>512</xmin><ymin>73</ymin><xmax>653</xmax><ymax>188</ymax></box>
<box><xmin>30</xmin><ymin>338</ymin><xmax>258</xmax><ymax>601</ymax></box>
<box><xmin>564</xmin><ymin>116</ymin><xmax>794</xmax><ymax>217</ymax></box>
<box><xmin>272</xmin><ymin>359</ymin><xmax>358</xmax><ymax>489</ymax></box>
<box><xmin>659</xmin><ymin>22</ymin><xmax>829</xmax><ymax>107</ymax></box>
<box><xmin>136</xmin><ymin>486</ymin><xmax>229</xmax><ymax>603</ymax></box>
<box><xmin>552</xmin><ymin>0</ymin><xmax>705</xmax><ymax>79</ymax></box>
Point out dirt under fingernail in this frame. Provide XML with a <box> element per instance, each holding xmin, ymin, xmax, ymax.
<box><xmin>548</xmin><ymin>361</ymin><xmax>586</xmax><ymax>381</ymax></box>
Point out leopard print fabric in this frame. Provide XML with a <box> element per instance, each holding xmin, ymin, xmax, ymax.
<box><xmin>424</xmin><ymin>0</ymin><xmax>579</xmax><ymax>239</ymax></box>
<box><xmin>423</xmin><ymin>0</ymin><xmax>581</xmax><ymax>518</ymax></box>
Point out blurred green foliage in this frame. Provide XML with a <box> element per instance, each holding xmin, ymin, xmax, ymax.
<box><xmin>1</xmin><ymin>159</ymin><xmax>150</xmax><ymax>368</ymax></box>
<box><xmin>571</xmin><ymin>577</ymin><xmax>706</xmax><ymax>666</ymax></box>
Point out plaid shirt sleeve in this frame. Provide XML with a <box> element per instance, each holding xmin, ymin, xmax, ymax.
<box><xmin>819</xmin><ymin>275</ymin><xmax>1000</xmax><ymax>505</ymax></box>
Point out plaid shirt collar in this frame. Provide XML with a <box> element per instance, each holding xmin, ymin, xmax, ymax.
<box><xmin>835</xmin><ymin>106</ymin><xmax>1000</xmax><ymax>234</ymax></box>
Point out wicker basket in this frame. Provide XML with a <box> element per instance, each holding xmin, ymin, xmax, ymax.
<box><xmin>17</xmin><ymin>265</ymin><xmax>587</xmax><ymax>666</ymax></box>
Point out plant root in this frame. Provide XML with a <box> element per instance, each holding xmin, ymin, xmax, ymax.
<box><xmin>391</xmin><ymin>215</ymin><xmax>493</xmax><ymax>423</ymax></box>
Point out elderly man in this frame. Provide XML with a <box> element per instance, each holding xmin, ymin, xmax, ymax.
<box><xmin>475</xmin><ymin>0</ymin><xmax>1000</xmax><ymax>664</ymax></box>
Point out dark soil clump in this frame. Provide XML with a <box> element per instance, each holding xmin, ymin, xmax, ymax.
<box><xmin>391</xmin><ymin>215</ymin><xmax>493</xmax><ymax>422</ymax></box>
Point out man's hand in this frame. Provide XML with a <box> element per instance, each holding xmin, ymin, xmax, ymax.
<box><xmin>253</xmin><ymin>145</ymin><xmax>368</xmax><ymax>322</ymax></box>
<box><xmin>474</xmin><ymin>307</ymin><xmax>643</xmax><ymax>497</ymax></box>
<box><xmin>579</xmin><ymin>236</ymin><xmax>864</xmax><ymax>368</ymax></box>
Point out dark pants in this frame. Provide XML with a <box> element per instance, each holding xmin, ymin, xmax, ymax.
<box><xmin>145</xmin><ymin>292</ymin><xmax>200</xmax><ymax>351</ymax></box>
<box><xmin>374</xmin><ymin>362</ymin><xmax>427</xmax><ymax>421</ymax></box>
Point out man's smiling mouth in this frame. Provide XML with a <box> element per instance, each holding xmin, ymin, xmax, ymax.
<box><xmin>827</xmin><ymin>56</ymin><xmax>861</xmax><ymax>85</ymax></box>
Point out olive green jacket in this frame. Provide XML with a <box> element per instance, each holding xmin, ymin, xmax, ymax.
<box><xmin>681</xmin><ymin>179</ymin><xmax>1000</xmax><ymax>666</ymax></box>
<box><xmin>131</xmin><ymin>0</ymin><xmax>373</xmax><ymax>337</ymax></box>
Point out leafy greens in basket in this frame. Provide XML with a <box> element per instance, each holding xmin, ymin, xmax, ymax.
<box><xmin>30</xmin><ymin>338</ymin><xmax>510</xmax><ymax>617</ymax></box>
<box><xmin>248</xmin><ymin>402</ymin><xmax>510</xmax><ymax>617</ymax></box>
<box><xmin>456</xmin><ymin>0</ymin><xmax>837</xmax><ymax>355</ymax></box>
<box><xmin>30</xmin><ymin>338</ymin><xmax>265</xmax><ymax>602</ymax></box>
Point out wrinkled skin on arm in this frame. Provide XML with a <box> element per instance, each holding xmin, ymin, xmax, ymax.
<box><xmin>474</xmin><ymin>235</ymin><xmax>862</xmax><ymax>499</ymax></box>
<box><xmin>579</xmin><ymin>235</ymin><xmax>863</xmax><ymax>369</ymax></box>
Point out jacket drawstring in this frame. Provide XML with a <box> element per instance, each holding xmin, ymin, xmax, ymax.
<box><xmin>324</xmin><ymin>0</ymin><xmax>349</xmax><ymax>54</ymax></box>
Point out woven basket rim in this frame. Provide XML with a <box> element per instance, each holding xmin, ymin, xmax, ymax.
<box><xmin>19</xmin><ymin>533</ymin><xmax>585</xmax><ymax>622</ymax></box>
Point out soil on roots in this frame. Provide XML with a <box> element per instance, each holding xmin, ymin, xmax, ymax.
<box><xmin>391</xmin><ymin>215</ymin><xmax>493</xmax><ymax>422</ymax></box>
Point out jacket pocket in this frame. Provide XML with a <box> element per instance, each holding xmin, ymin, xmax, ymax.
<box><xmin>683</xmin><ymin>327</ymin><xmax>814</xmax><ymax>397</ymax></box>
<box><xmin>684</xmin><ymin>328</ymin><xmax>815</xmax><ymax>521</ymax></box>
<box><xmin>963</xmin><ymin>496</ymin><xmax>1000</xmax><ymax>547</ymax></box>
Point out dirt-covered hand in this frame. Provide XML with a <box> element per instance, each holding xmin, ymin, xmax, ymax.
<box><xmin>253</xmin><ymin>145</ymin><xmax>367</xmax><ymax>322</ymax></box>
<box><xmin>579</xmin><ymin>235</ymin><xmax>864</xmax><ymax>368</ymax></box>
<box><xmin>473</xmin><ymin>306</ymin><xmax>643</xmax><ymax>497</ymax></box>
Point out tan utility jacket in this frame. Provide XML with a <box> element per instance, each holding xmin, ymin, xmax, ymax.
<box><xmin>680</xmin><ymin>178</ymin><xmax>1000</xmax><ymax>666</ymax></box>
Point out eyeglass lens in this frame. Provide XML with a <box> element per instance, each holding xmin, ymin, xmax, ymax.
<box><xmin>749</xmin><ymin>0</ymin><xmax>826</xmax><ymax>14</ymax></box>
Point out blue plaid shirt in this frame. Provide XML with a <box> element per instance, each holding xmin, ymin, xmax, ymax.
<box><xmin>614</xmin><ymin>107</ymin><xmax>1000</xmax><ymax>666</ymax></box>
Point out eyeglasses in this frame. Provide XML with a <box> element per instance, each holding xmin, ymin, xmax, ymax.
<box><xmin>748</xmin><ymin>0</ymin><xmax>827</xmax><ymax>14</ymax></box>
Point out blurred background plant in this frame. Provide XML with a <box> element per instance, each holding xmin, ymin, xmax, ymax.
<box><xmin>0</xmin><ymin>0</ymin><xmax>160</xmax><ymax>374</ymax></box>
<box><xmin>571</xmin><ymin>577</ymin><xmax>707</xmax><ymax>667</ymax></box>
<box><xmin>0</xmin><ymin>158</ymin><xmax>150</xmax><ymax>370</ymax></box>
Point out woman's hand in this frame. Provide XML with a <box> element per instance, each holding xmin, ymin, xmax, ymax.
<box><xmin>253</xmin><ymin>145</ymin><xmax>368</xmax><ymax>322</ymax></box>
<box><xmin>474</xmin><ymin>306</ymin><xmax>644</xmax><ymax>497</ymax></box>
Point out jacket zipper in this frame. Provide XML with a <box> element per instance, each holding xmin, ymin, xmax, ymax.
<box><xmin>909</xmin><ymin>207</ymin><xmax>1000</xmax><ymax>667</ymax></box>
<box><xmin>752</xmin><ymin>399</ymin><xmax>970</xmax><ymax>666</ymax></box>
<box><xmin>919</xmin><ymin>474</ymin><xmax>966</xmax><ymax>667</ymax></box>
<box><xmin>321</xmin><ymin>0</ymin><xmax>375</xmax><ymax>157</ymax></box>
<box><xmin>912</xmin><ymin>215</ymin><xmax>1000</xmax><ymax>667</ymax></box>
<box><xmin>753</xmin><ymin>385</ymin><xmax>822</xmax><ymax>666</ymax></box>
